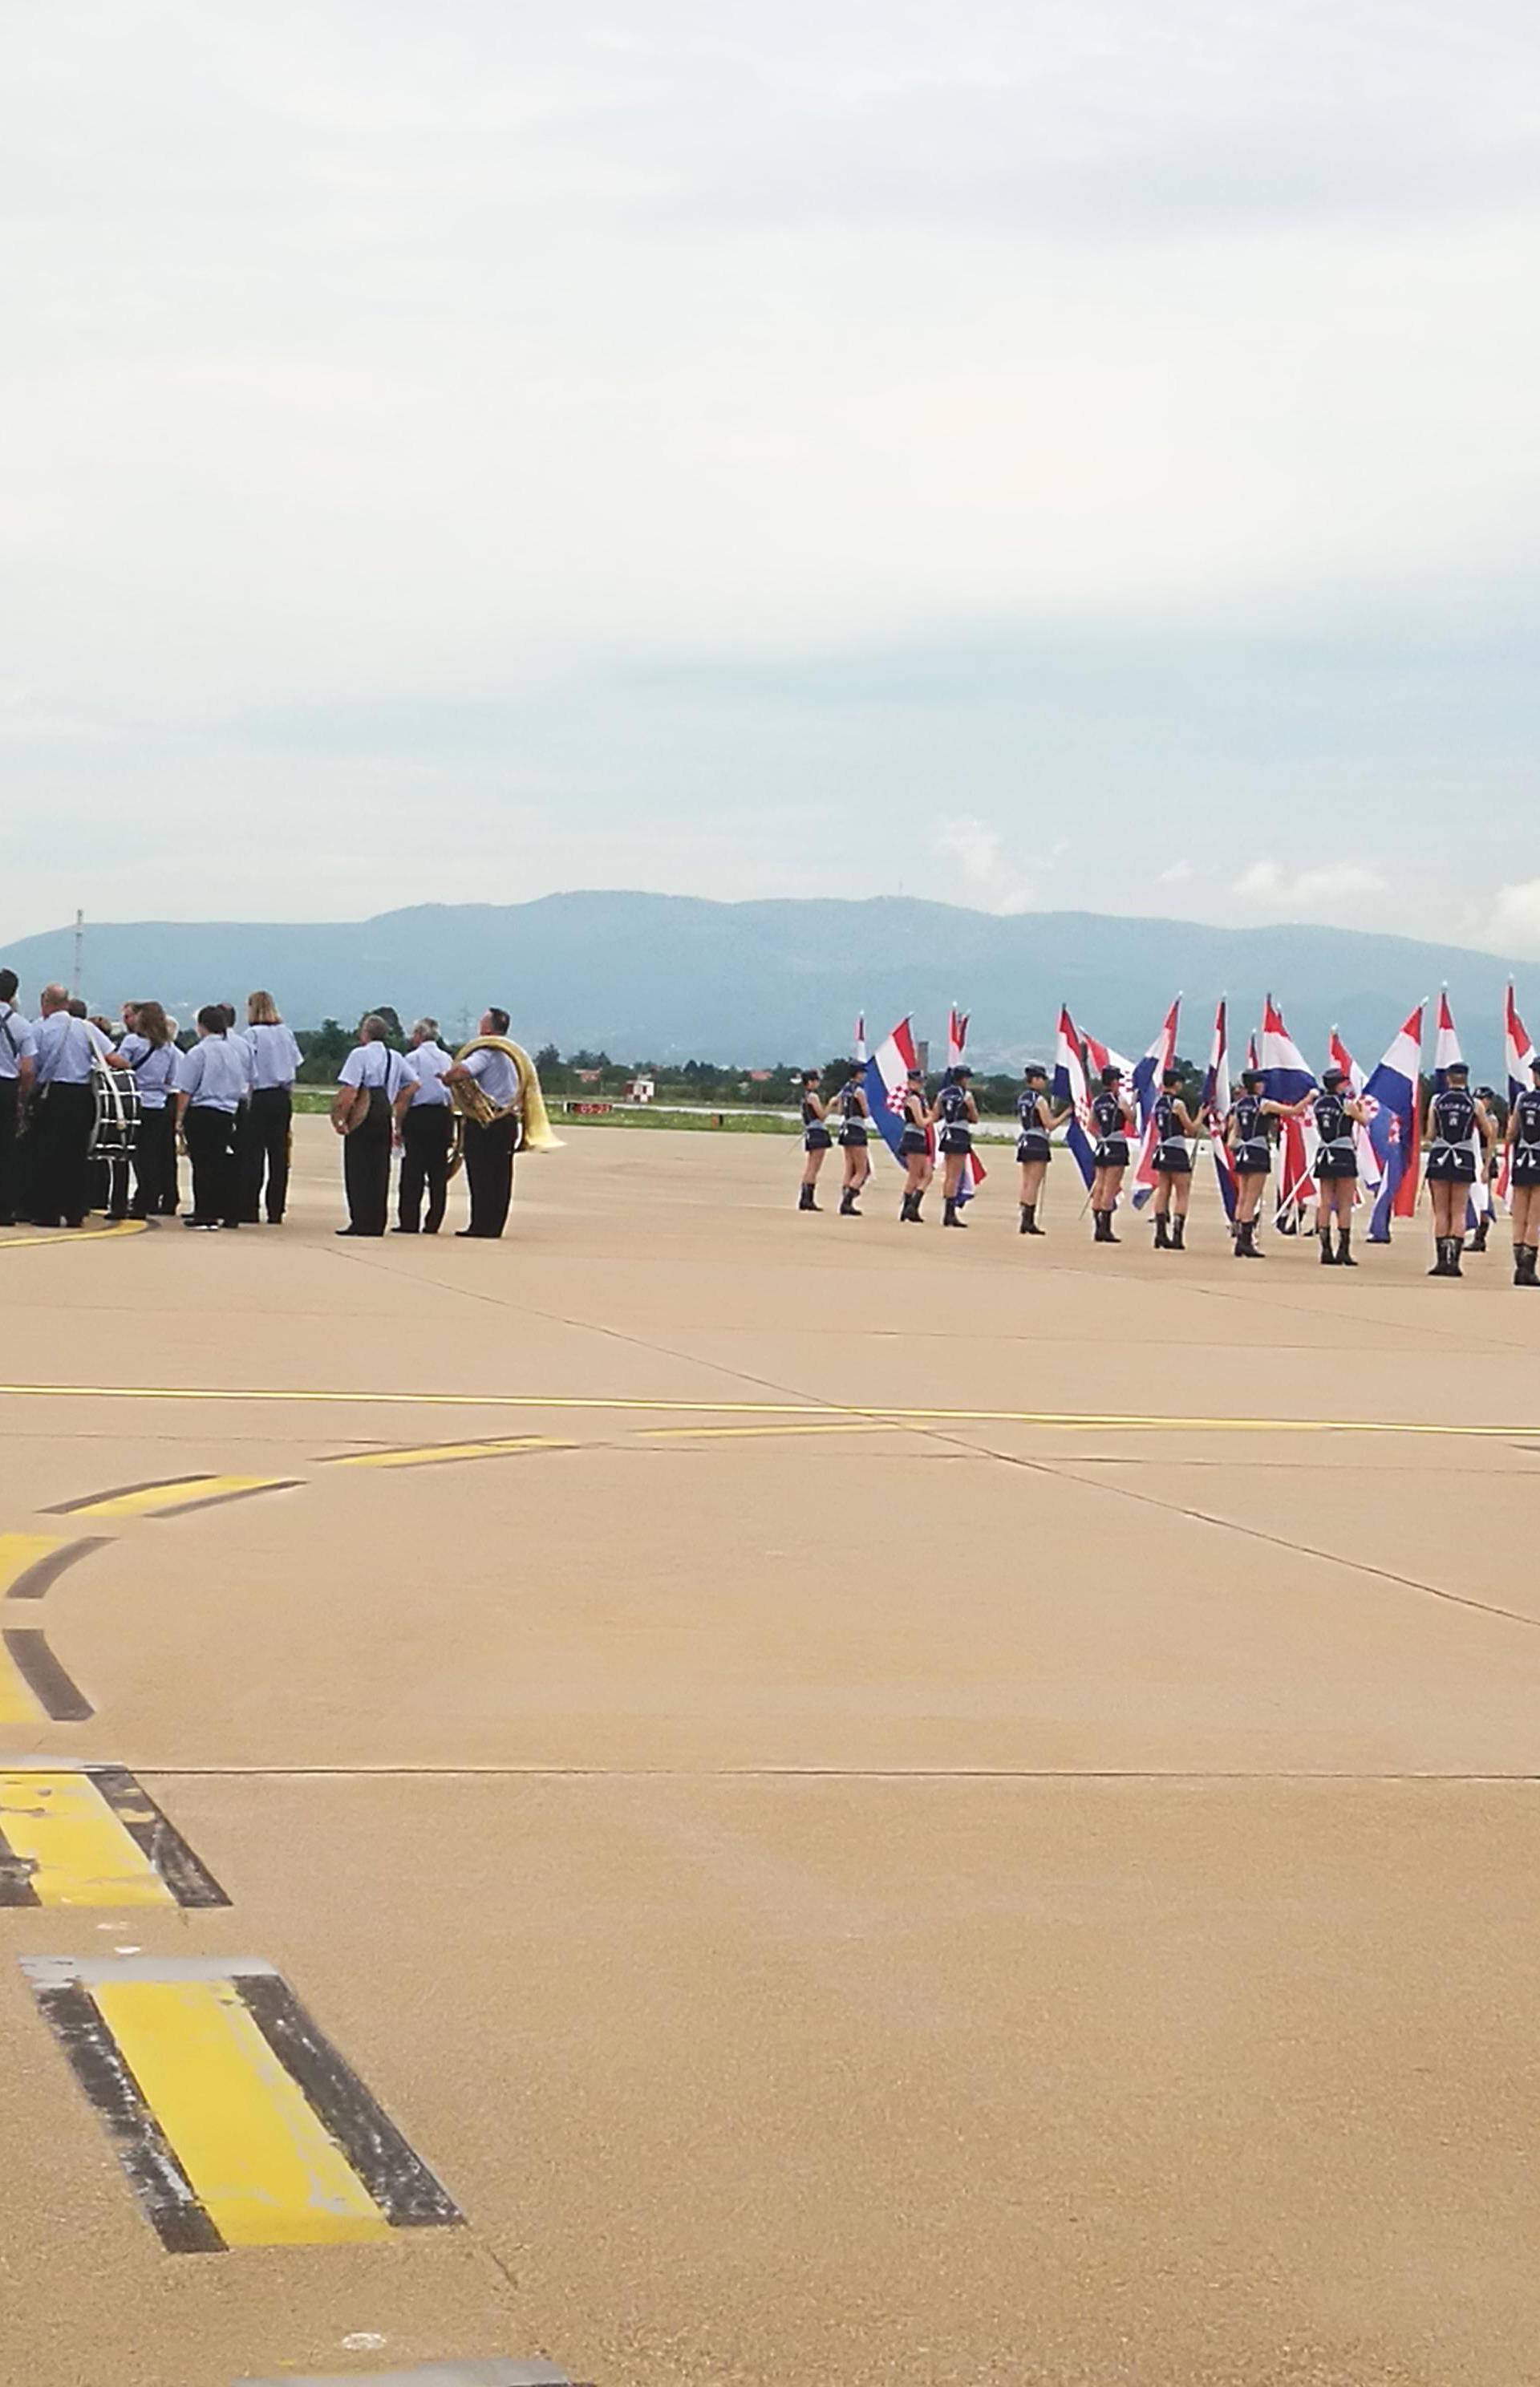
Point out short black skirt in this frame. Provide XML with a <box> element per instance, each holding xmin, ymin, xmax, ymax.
<box><xmin>1315</xmin><ymin>1153</ymin><xmax>1357</xmax><ymax>1182</ymax></box>
<box><xmin>1425</xmin><ymin>1146</ymin><xmax>1476</xmax><ymax>1184</ymax></box>
<box><xmin>1094</xmin><ymin>1138</ymin><xmax>1129</xmax><ymax>1168</ymax></box>
<box><xmin>1512</xmin><ymin>1153</ymin><xmax>1540</xmax><ymax>1187</ymax></box>
<box><xmin>804</xmin><ymin>1126</ymin><xmax>832</xmax><ymax>1152</ymax></box>
<box><xmin>938</xmin><ymin>1126</ymin><xmax>972</xmax><ymax>1156</ymax></box>
<box><xmin>837</xmin><ymin>1125</ymin><xmax>868</xmax><ymax>1148</ymax></box>
<box><xmin>1153</xmin><ymin>1141</ymin><xmax>1191</xmax><ymax>1175</ymax></box>
<box><xmin>1016</xmin><ymin>1134</ymin><xmax>1051</xmax><ymax>1164</ymax></box>
<box><xmin>1233</xmin><ymin>1141</ymin><xmax>1270</xmax><ymax>1177</ymax></box>
<box><xmin>898</xmin><ymin>1129</ymin><xmax>928</xmax><ymax>1157</ymax></box>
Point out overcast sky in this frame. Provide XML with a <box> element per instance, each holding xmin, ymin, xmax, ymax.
<box><xmin>4</xmin><ymin>0</ymin><xmax>1538</xmax><ymax>951</ymax></box>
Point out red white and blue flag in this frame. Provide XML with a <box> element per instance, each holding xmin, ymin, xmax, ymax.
<box><xmin>1327</xmin><ymin>1025</ymin><xmax>1383</xmax><ymax>1210</ymax></box>
<box><xmin>1362</xmin><ymin>1004</ymin><xmax>1424</xmax><ymax>1242</ymax></box>
<box><xmin>1498</xmin><ymin>986</ymin><xmax>1534</xmax><ymax>1204</ymax></box>
<box><xmin>1433</xmin><ymin>990</ymin><xmax>1485</xmax><ymax>1223</ymax></box>
<box><xmin>1202</xmin><ymin>998</ymin><xmax>1236</xmax><ymax>1221</ymax></box>
<box><xmin>1051</xmin><ymin>1006</ymin><xmax>1097</xmax><ymax>1188</ymax></box>
<box><xmin>861</xmin><ymin>1015</ymin><xmax>921</xmax><ymax>1169</ymax></box>
<box><xmin>942</xmin><ymin>1006</ymin><xmax>986</xmax><ymax>1200</ymax></box>
<box><xmin>1259</xmin><ymin>996</ymin><xmax>1315</xmax><ymax>1230</ymax></box>
<box><xmin>1129</xmin><ymin>995</ymin><xmax>1181</xmax><ymax>1209</ymax></box>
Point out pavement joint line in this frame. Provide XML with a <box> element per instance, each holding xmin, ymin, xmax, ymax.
<box><xmin>73</xmin><ymin>1763</ymin><xmax>1540</xmax><ymax>1781</ymax></box>
<box><xmin>0</xmin><ymin>1382</ymin><xmax>1538</xmax><ymax>1439</ymax></box>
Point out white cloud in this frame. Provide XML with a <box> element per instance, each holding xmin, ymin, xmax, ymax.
<box><xmin>1488</xmin><ymin>879</ymin><xmax>1540</xmax><ymax>957</ymax></box>
<box><xmin>1232</xmin><ymin>858</ymin><xmax>1386</xmax><ymax>913</ymax></box>
<box><xmin>1157</xmin><ymin>858</ymin><xmax>1194</xmax><ymax>885</ymax></box>
<box><xmin>934</xmin><ymin>816</ymin><xmax>1036</xmax><ymax>914</ymax></box>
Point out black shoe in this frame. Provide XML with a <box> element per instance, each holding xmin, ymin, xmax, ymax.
<box><xmin>1153</xmin><ymin>1214</ymin><xmax>1170</xmax><ymax>1249</ymax></box>
<box><xmin>942</xmin><ymin>1197</ymin><xmax>965</xmax><ymax>1228</ymax></box>
<box><xmin>1171</xmin><ymin>1216</ymin><xmax>1185</xmax><ymax>1250</ymax></box>
<box><xmin>391</xmin><ymin>1226</ymin><xmax>419</xmax><ymax>1234</ymax></box>
<box><xmin>1320</xmin><ymin>1234</ymin><xmax>1336</xmax><ymax>1263</ymax></box>
<box><xmin>1336</xmin><ymin>1235</ymin><xmax>1356</xmax><ymax>1266</ymax></box>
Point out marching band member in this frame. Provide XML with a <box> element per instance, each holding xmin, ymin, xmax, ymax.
<box><xmin>1506</xmin><ymin>1056</ymin><xmax>1540</xmax><ymax>1287</ymax></box>
<box><xmin>833</xmin><ymin>1064</ymin><xmax>872</xmax><ymax>1217</ymax></box>
<box><xmin>897</xmin><ymin>1068</ymin><xmax>932</xmax><ymax>1222</ymax></box>
<box><xmin>930</xmin><ymin>1064</ymin><xmax>978</xmax><ymax>1229</ymax></box>
<box><xmin>393</xmin><ymin>1018</ymin><xmax>456</xmax><ymax>1234</ymax></box>
<box><xmin>796</xmin><ymin>1070</ymin><xmax>831</xmax><ymax>1211</ymax></box>
<box><xmin>443</xmin><ymin>1007</ymin><xmax>523</xmax><ymax>1240</ymax></box>
<box><xmin>1149</xmin><ymin>1068</ymin><xmax>1199</xmax><ymax>1250</ymax></box>
<box><xmin>1225</xmin><ymin>1067</ymin><xmax>1275</xmax><ymax>1258</ymax></box>
<box><xmin>1015</xmin><ymin>1064</ymin><xmax>1060</xmax><ymax>1235</ymax></box>
<box><xmin>240</xmin><ymin>991</ymin><xmax>302</xmax><ymax>1225</ymax></box>
<box><xmin>29</xmin><ymin>986</ymin><xmax>109</xmax><ymax>1229</ymax></box>
<box><xmin>1088</xmin><ymin>1064</ymin><xmax>1134</xmax><ymax>1243</ymax></box>
<box><xmin>0</xmin><ymin>967</ymin><xmax>36</xmax><ymax>1227</ymax></box>
<box><xmin>121</xmin><ymin>1000</ymin><xmax>178</xmax><ymax>1221</ymax></box>
<box><xmin>1424</xmin><ymin>1061</ymin><xmax>1493</xmax><ymax>1279</ymax></box>
<box><xmin>1291</xmin><ymin>1066</ymin><xmax>1369</xmax><ymax>1266</ymax></box>
<box><xmin>331</xmin><ymin>1014</ymin><xmax>409</xmax><ymax>1238</ymax></box>
<box><xmin>176</xmin><ymin>1004</ymin><xmax>253</xmax><ymax>1230</ymax></box>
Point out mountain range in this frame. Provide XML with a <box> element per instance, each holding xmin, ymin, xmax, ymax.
<box><xmin>0</xmin><ymin>894</ymin><xmax>1525</xmax><ymax>1076</ymax></box>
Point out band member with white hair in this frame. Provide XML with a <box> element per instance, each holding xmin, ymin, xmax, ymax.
<box><xmin>0</xmin><ymin>967</ymin><xmax>36</xmax><ymax>1227</ymax></box>
<box><xmin>29</xmin><ymin>985</ymin><xmax>109</xmax><ymax>1229</ymax></box>
<box><xmin>332</xmin><ymin>1014</ymin><xmax>409</xmax><ymax>1238</ymax></box>
<box><xmin>176</xmin><ymin>1003</ymin><xmax>254</xmax><ymax>1229</ymax></box>
<box><xmin>796</xmin><ymin>1070</ymin><xmax>830</xmax><ymax>1212</ymax></box>
<box><xmin>443</xmin><ymin>1007</ymin><xmax>523</xmax><ymax>1240</ymax></box>
<box><xmin>1506</xmin><ymin>1056</ymin><xmax>1540</xmax><ymax>1287</ymax></box>
<box><xmin>393</xmin><ymin>1017</ymin><xmax>456</xmax><ymax>1234</ymax></box>
<box><xmin>1424</xmin><ymin>1060</ymin><xmax>1493</xmax><ymax>1279</ymax></box>
<box><xmin>1088</xmin><ymin>1064</ymin><xmax>1134</xmax><ymax>1243</ymax></box>
<box><xmin>240</xmin><ymin>991</ymin><xmax>302</xmax><ymax>1225</ymax></box>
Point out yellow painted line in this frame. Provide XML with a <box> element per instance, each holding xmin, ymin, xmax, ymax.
<box><xmin>0</xmin><ymin>1220</ymin><xmax>146</xmax><ymax>1250</ymax></box>
<box><xmin>0</xmin><ymin>1534</ymin><xmax>68</xmax><ymax>1596</ymax></box>
<box><xmin>0</xmin><ymin>1382</ymin><xmax>1535</xmax><ymax>1443</ymax></box>
<box><xmin>639</xmin><ymin>1421</ymin><xmax>908</xmax><ymax>1443</ymax></box>
<box><xmin>0</xmin><ymin>1641</ymin><xmax>43</xmax><ymax>1724</ymax></box>
<box><xmin>330</xmin><ymin>1436</ymin><xmax>573</xmax><ymax>1470</ymax></box>
<box><xmin>93</xmin><ymin>1976</ymin><xmax>393</xmax><ymax>2247</ymax></box>
<box><xmin>63</xmin><ymin>1474</ymin><xmax>292</xmax><ymax>1520</ymax></box>
<box><xmin>0</xmin><ymin>1771</ymin><xmax>172</xmax><ymax>1907</ymax></box>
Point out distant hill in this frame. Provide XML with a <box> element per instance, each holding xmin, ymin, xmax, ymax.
<box><xmin>0</xmin><ymin>894</ymin><xmax>1524</xmax><ymax>1076</ymax></box>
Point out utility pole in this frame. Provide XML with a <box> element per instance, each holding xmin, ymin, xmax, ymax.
<box><xmin>71</xmin><ymin>909</ymin><xmax>84</xmax><ymax>999</ymax></box>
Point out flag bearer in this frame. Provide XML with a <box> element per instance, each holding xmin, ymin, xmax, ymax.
<box><xmin>1424</xmin><ymin>1062</ymin><xmax>1493</xmax><ymax>1279</ymax></box>
<box><xmin>898</xmin><ymin>1068</ymin><xmax>932</xmax><ymax>1222</ymax></box>
<box><xmin>1015</xmin><ymin>1064</ymin><xmax>1061</xmax><ymax>1235</ymax></box>
<box><xmin>1149</xmin><ymin>1068</ymin><xmax>1200</xmax><ymax>1250</ymax></box>
<box><xmin>796</xmin><ymin>1070</ymin><xmax>831</xmax><ymax>1211</ymax></box>
<box><xmin>1088</xmin><ymin>1064</ymin><xmax>1134</xmax><ymax>1242</ymax></box>
<box><xmin>1290</xmin><ymin>1067</ymin><xmax>1369</xmax><ymax>1266</ymax></box>
<box><xmin>833</xmin><ymin>1065</ymin><xmax>872</xmax><ymax>1217</ymax></box>
<box><xmin>930</xmin><ymin>1065</ymin><xmax>979</xmax><ymax>1229</ymax></box>
<box><xmin>1225</xmin><ymin>1068</ymin><xmax>1277</xmax><ymax>1258</ymax></box>
<box><xmin>1506</xmin><ymin>1058</ymin><xmax>1540</xmax><ymax>1287</ymax></box>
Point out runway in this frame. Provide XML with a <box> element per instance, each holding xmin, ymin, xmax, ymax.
<box><xmin>2</xmin><ymin>1121</ymin><xmax>1538</xmax><ymax>2385</ymax></box>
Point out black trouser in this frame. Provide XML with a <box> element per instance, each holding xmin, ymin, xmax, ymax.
<box><xmin>241</xmin><ymin>1086</ymin><xmax>293</xmax><ymax>1222</ymax></box>
<box><xmin>399</xmin><ymin>1104</ymin><xmax>453</xmax><ymax>1233</ymax></box>
<box><xmin>132</xmin><ymin>1105</ymin><xmax>176</xmax><ymax>1218</ymax></box>
<box><xmin>0</xmin><ymin>1076</ymin><xmax>19</xmax><ymax>1223</ymax></box>
<box><xmin>342</xmin><ymin>1096</ymin><xmax>392</xmax><ymax>1235</ymax></box>
<box><xmin>462</xmin><ymin>1114</ymin><xmax>520</xmax><ymax>1238</ymax></box>
<box><xmin>30</xmin><ymin>1083</ymin><xmax>96</xmax><ymax>1227</ymax></box>
<box><xmin>184</xmin><ymin>1104</ymin><xmax>240</xmax><ymax>1226</ymax></box>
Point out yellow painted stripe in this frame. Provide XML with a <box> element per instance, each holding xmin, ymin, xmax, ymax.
<box><xmin>0</xmin><ymin>1643</ymin><xmax>42</xmax><ymax>1724</ymax></box>
<box><xmin>0</xmin><ymin>1534</ymin><xmax>68</xmax><ymax>1595</ymax></box>
<box><xmin>67</xmin><ymin>1475</ymin><xmax>288</xmax><ymax>1520</ymax></box>
<box><xmin>0</xmin><ymin>1771</ymin><xmax>172</xmax><ymax>1907</ymax></box>
<box><xmin>332</xmin><ymin>1436</ymin><xmax>573</xmax><ymax>1470</ymax></box>
<box><xmin>0</xmin><ymin>1383</ymin><xmax>1537</xmax><ymax>1443</ymax></box>
<box><xmin>0</xmin><ymin>1221</ymin><xmax>146</xmax><ymax>1250</ymax></box>
<box><xmin>94</xmin><ymin>1978</ymin><xmax>391</xmax><ymax>2246</ymax></box>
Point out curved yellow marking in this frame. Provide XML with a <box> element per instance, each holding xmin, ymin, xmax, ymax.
<box><xmin>66</xmin><ymin>1475</ymin><xmax>294</xmax><ymax>1520</ymax></box>
<box><xmin>0</xmin><ymin>1534</ymin><xmax>69</xmax><ymax>1595</ymax></box>
<box><xmin>0</xmin><ymin>1220</ymin><xmax>146</xmax><ymax>1250</ymax></box>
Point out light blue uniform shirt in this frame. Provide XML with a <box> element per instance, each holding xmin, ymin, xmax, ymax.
<box><xmin>176</xmin><ymin>1033</ymin><xmax>253</xmax><ymax>1112</ymax></box>
<box><xmin>33</xmin><ymin>1013</ymin><xmax>110</xmax><ymax>1087</ymax></box>
<box><xmin>243</xmin><ymin>1023</ymin><xmax>302</xmax><ymax>1091</ymax></box>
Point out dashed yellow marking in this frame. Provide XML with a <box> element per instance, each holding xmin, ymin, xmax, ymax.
<box><xmin>0</xmin><ymin>1771</ymin><xmax>172</xmax><ymax>1907</ymax></box>
<box><xmin>64</xmin><ymin>1474</ymin><xmax>291</xmax><ymax>1520</ymax></box>
<box><xmin>0</xmin><ymin>1221</ymin><xmax>146</xmax><ymax>1250</ymax></box>
<box><xmin>331</xmin><ymin>1436</ymin><xmax>573</xmax><ymax>1470</ymax></box>
<box><xmin>0</xmin><ymin>1534</ymin><xmax>68</xmax><ymax>1596</ymax></box>
<box><xmin>94</xmin><ymin>1974</ymin><xmax>394</xmax><ymax>2247</ymax></box>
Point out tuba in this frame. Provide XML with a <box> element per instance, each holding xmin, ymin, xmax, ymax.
<box><xmin>445</xmin><ymin>1035</ymin><xmax>561</xmax><ymax>1180</ymax></box>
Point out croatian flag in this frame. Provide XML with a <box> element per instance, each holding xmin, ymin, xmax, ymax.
<box><xmin>1129</xmin><ymin>995</ymin><xmax>1181</xmax><ymax>1209</ymax></box>
<box><xmin>1202</xmin><ymin>998</ymin><xmax>1236</xmax><ymax>1222</ymax></box>
<box><xmin>1083</xmin><ymin>1029</ymin><xmax>1135</xmax><ymax>1096</ymax></box>
<box><xmin>1327</xmin><ymin>1026</ymin><xmax>1383</xmax><ymax>1209</ymax></box>
<box><xmin>1498</xmin><ymin>985</ymin><xmax>1534</xmax><ymax>1203</ymax></box>
<box><xmin>1259</xmin><ymin>996</ymin><xmax>1315</xmax><ymax>1230</ymax></box>
<box><xmin>1362</xmin><ymin>1004</ymin><xmax>1424</xmax><ymax>1242</ymax></box>
<box><xmin>943</xmin><ymin>1004</ymin><xmax>986</xmax><ymax>1201</ymax></box>
<box><xmin>1433</xmin><ymin>990</ymin><xmax>1485</xmax><ymax>1222</ymax></box>
<box><xmin>1051</xmin><ymin>1006</ymin><xmax>1097</xmax><ymax>1188</ymax></box>
<box><xmin>861</xmin><ymin>1015</ymin><xmax>920</xmax><ymax>1169</ymax></box>
<box><xmin>854</xmin><ymin>1013</ymin><xmax>868</xmax><ymax>1065</ymax></box>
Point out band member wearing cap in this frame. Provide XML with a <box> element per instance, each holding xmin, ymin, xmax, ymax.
<box><xmin>1149</xmin><ymin>1068</ymin><xmax>1200</xmax><ymax>1250</ymax></box>
<box><xmin>1088</xmin><ymin>1064</ymin><xmax>1134</xmax><ymax>1243</ymax></box>
<box><xmin>331</xmin><ymin>1015</ymin><xmax>409</xmax><ymax>1238</ymax></box>
<box><xmin>1423</xmin><ymin>1061</ymin><xmax>1493</xmax><ymax>1279</ymax></box>
<box><xmin>176</xmin><ymin>1003</ymin><xmax>254</xmax><ymax>1229</ymax></box>
<box><xmin>29</xmin><ymin>986</ymin><xmax>110</xmax><ymax>1228</ymax></box>
<box><xmin>0</xmin><ymin>967</ymin><xmax>36</xmax><ymax>1228</ymax></box>
<box><xmin>796</xmin><ymin>1070</ymin><xmax>830</xmax><ymax>1212</ymax></box>
<box><xmin>1015</xmin><ymin>1064</ymin><xmax>1064</xmax><ymax>1235</ymax></box>
<box><xmin>897</xmin><ymin>1068</ymin><xmax>932</xmax><ymax>1222</ymax></box>
<box><xmin>833</xmin><ymin>1064</ymin><xmax>872</xmax><ymax>1217</ymax></box>
<box><xmin>1506</xmin><ymin>1057</ymin><xmax>1540</xmax><ymax>1287</ymax></box>
<box><xmin>443</xmin><ymin>1007</ymin><xmax>522</xmax><ymax>1239</ymax></box>
<box><xmin>1225</xmin><ymin>1068</ymin><xmax>1279</xmax><ymax>1258</ymax></box>
<box><xmin>1283</xmin><ymin>1066</ymin><xmax>1368</xmax><ymax>1266</ymax></box>
<box><xmin>930</xmin><ymin>1065</ymin><xmax>979</xmax><ymax>1229</ymax></box>
<box><xmin>393</xmin><ymin>1018</ymin><xmax>456</xmax><ymax>1234</ymax></box>
<box><xmin>240</xmin><ymin>991</ymin><xmax>303</xmax><ymax>1225</ymax></box>
<box><xmin>120</xmin><ymin>1000</ymin><xmax>178</xmax><ymax>1221</ymax></box>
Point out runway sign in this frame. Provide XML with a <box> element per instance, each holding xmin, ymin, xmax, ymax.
<box><xmin>25</xmin><ymin>1956</ymin><xmax>463</xmax><ymax>2251</ymax></box>
<box><xmin>0</xmin><ymin>1767</ymin><xmax>228</xmax><ymax>1908</ymax></box>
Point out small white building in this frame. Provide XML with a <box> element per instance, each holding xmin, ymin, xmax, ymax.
<box><xmin>626</xmin><ymin>1074</ymin><xmax>656</xmax><ymax>1104</ymax></box>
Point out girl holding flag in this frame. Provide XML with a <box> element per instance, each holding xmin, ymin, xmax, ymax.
<box><xmin>1506</xmin><ymin>1056</ymin><xmax>1540</xmax><ymax>1287</ymax></box>
<box><xmin>1088</xmin><ymin>1064</ymin><xmax>1135</xmax><ymax>1243</ymax></box>
<box><xmin>1423</xmin><ymin>1064</ymin><xmax>1493</xmax><ymax>1278</ymax></box>
<box><xmin>898</xmin><ymin>1068</ymin><xmax>932</xmax><ymax>1222</ymax></box>
<box><xmin>1149</xmin><ymin>1068</ymin><xmax>1199</xmax><ymax>1250</ymax></box>
<box><xmin>1015</xmin><ymin>1064</ymin><xmax>1064</xmax><ymax>1234</ymax></box>
<box><xmin>930</xmin><ymin>1066</ymin><xmax>979</xmax><ymax>1230</ymax></box>
<box><xmin>1295</xmin><ymin>1068</ymin><xmax>1370</xmax><ymax>1266</ymax></box>
<box><xmin>833</xmin><ymin>1064</ymin><xmax>872</xmax><ymax>1217</ymax></box>
<box><xmin>796</xmin><ymin>1070</ymin><xmax>831</xmax><ymax>1212</ymax></box>
<box><xmin>1226</xmin><ymin>1068</ymin><xmax>1277</xmax><ymax>1258</ymax></box>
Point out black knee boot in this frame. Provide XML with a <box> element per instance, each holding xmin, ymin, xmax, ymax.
<box><xmin>1518</xmin><ymin>1244</ymin><xmax>1538</xmax><ymax>1287</ymax></box>
<box><xmin>910</xmin><ymin>1191</ymin><xmax>925</xmax><ymax>1223</ymax></box>
<box><xmin>1429</xmin><ymin>1237</ymin><xmax>1451</xmax><ymax>1277</ymax></box>
<box><xmin>798</xmin><ymin>1183</ymin><xmax>817</xmax><ymax>1212</ymax></box>
<box><xmin>1019</xmin><ymin>1202</ymin><xmax>1043</xmax><ymax>1236</ymax></box>
<box><xmin>1470</xmin><ymin>1215</ymin><xmax>1490</xmax><ymax>1253</ymax></box>
<box><xmin>943</xmin><ymin>1195</ymin><xmax>965</xmax><ymax>1229</ymax></box>
<box><xmin>1336</xmin><ymin>1226</ymin><xmax>1356</xmax><ymax>1266</ymax></box>
<box><xmin>839</xmin><ymin>1188</ymin><xmax>857</xmax><ymax>1216</ymax></box>
<box><xmin>1092</xmin><ymin>1209</ymin><xmax>1112</xmax><ymax>1242</ymax></box>
<box><xmin>1319</xmin><ymin>1228</ymin><xmax>1336</xmax><ymax>1263</ymax></box>
<box><xmin>1171</xmin><ymin>1214</ymin><xmax>1185</xmax><ymax>1250</ymax></box>
<box><xmin>1153</xmin><ymin>1211</ymin><xmax>1170</xmax><ymax>1249</ymax></box>
<box><xmin>1234</xmin><ymin>1218</ymin><xmax>1250</xmax><ymax>1258</ymax></box>
<box><xmin>1445</xmin><ymin>1232</ymin><xmax>1461</xmax><ymax>1276</ymax></box>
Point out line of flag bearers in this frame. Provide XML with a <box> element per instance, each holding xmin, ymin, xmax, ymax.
<box><xmin>795</xmin><ymin>991</ymin><xmax>1540</xmax><ymax>1287</ymax></box>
